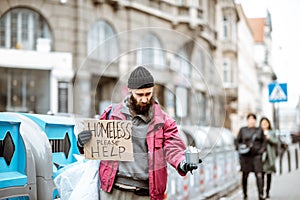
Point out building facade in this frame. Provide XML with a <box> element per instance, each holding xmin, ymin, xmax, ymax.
<box><xmin>0</xmin><ymin>4</ymin><xmax>74</xmax><ymax>114</ymax></box>
<box><xmin>248</xmin><ymin>11</ymin><xmax>276</xmax><ymax>125</ymax></box>
<box><xmin>0</xmin><ymin>0</ymin><xmax>231</xmax><ymax>128</ymax></box>
<box><xmin>233</xmin><ymin>4</ymin><xmax>260</xmax><ymax>133</ymax></box>
<box><xmin>215</xmin><ymin>0</ymin><xmax>239</xmax><ymax>130</ymax></box>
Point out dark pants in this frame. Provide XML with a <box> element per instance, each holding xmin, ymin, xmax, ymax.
<box><xmin>262</xmin><ymin>172</ymin><xmax>272</xmax><ymax>196</ymax></box>
<box><xmin>242</xmin><ymin>171</ymin><xmax>263</xmax><ymax>198</ymax></box>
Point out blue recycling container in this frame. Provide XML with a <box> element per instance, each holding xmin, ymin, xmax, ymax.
<box><xmin>0</xmin><ymin>113</ymin><xmax>36</xmax><ymax>199</ymax></box>
<box><xmin>22</xmin><ymin>113</ymin><xmax>80</xmax><ymax>199</ymax></box>
<box><xmin>23</xmin><ymin>114</ymin><xmax>79</xmax><ymax>170</ymax></box>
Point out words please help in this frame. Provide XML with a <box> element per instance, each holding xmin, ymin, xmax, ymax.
<box><xmin>83</xmin><ymin>120</ymin><xmax>134</xmax><ymax>161</ymax></box>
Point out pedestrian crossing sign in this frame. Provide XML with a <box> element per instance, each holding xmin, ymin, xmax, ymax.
<box><xmin>268</xmin><ymin>83</ymin><xmax>288</xmax><ymax>103</ymax></box>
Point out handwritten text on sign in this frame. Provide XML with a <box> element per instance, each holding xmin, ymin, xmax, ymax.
<box><xmin>83</xmin><ymin>120</ymin><xmax>134</xmax><ymax>161</ymax></box>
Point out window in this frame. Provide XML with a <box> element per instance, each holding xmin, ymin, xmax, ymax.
<box><xmin>58</xmin><ymin>82</ymin><xmax>69</xmax><ymax>113</ymax></box>
<box><xmin>177</xmin><ymin>48</ymin><xmax>191</xmax><ymax>76</ymax></box>
<box><xmin>137</xmin><ymin>33</ymin><xmax>166</xmax><ymax>69</ymax></box>
<box><xmin>192</xmin><ymin>48</ymin><xmax>204</xmax><ymax>76</ymax></box>
<box><xmin>198</xmin><ymin>92</ymin><xmax>206</xmax><ymax>122</ymax></box>
<box><xmin>0</xmin><ymin>8</ymin><xmax>52</xmax><ymax>50</ymax></box>
<box><xmin>154</xmin><ymin>84</ymin><xmax>165</xmax><ymax>107</ymax></box>
<box><xmin>191</xmin><ymin>91</ymin><xmax>206</xmax><ymax>124</ymax></box>
<box><xmin>166</xmin><ymin>89</ymin><xmax>175</xmax><ymax>118</ymax></box>
<box><xmin>87</xmin><ymin>20</ymin><xmax>118</xmax><ymax>62</ymax></box>
<box><xmin>175</xmin><ymin>86</ymin><xmax>188</xmax><ymax>118</ymax></box>
<box><xmin>174</xmin><ymin>42</ymin><xmax>192</xmax><ymax>77</ymax></box>
<box><xmin>176</xmin><ymin>0</ymin><xmax>183</xmax><ymax>5</ymax></box>
<box><xmin>222</xmin><ymin>16</ymin><xmax>229</xmax><ymax>40</ymax></box>
<box><xmin>0</xmin><ymin>68</ymin><xmax>50</xmax><ymax>113</ymax></box>
<box><xmin>94</xmin><ymin>76</ymin><xmax>117</xmax><ymax>115</ymax></box>
<box><xmin>264</xmin><ymin>49</ymin><xmax>269</xmax><ymax>65</ymax></box>
<box><xmin>223</xmin><ymin>59</ymin><xmax>232</xmax><ymax>83</ymax></box>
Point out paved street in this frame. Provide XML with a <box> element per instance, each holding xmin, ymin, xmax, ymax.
<box><xmin>223</xmin><ymin>144</ymin><xmax>300</xmax><ymax>200</ymax></box>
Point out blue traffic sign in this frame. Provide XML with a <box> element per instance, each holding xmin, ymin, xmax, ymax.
<box><xmin>268</xmin><ymin>83</ymin><xmax>288</xmax><ymax>103</ymax></box>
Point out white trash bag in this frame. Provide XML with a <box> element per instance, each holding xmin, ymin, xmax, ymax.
<box><xmin>54</xmin><ymin>156</ymin><xmax>100</xmax><ymax>200</ymax></box>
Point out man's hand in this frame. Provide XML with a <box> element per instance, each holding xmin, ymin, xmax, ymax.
<box><xmin>179</xmin><ymin>159</ymin><xmax>202</xmax><ymax>175</ymax></box>
<box><xmin>77</xmin><ymin>130</ymin><xmax>92</xmax><ymax>147</ymax></box>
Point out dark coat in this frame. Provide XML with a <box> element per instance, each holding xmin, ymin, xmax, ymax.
<box><xmin>236</xmin><ymin>127</ymin><xmax>267</xmax><ymax>173</ymax></box>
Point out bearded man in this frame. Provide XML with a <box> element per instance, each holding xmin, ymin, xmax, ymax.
<box><xmin>77</xmin><ymin>66</ymin><xmax>199</xmax><ymax>200</ymax></box>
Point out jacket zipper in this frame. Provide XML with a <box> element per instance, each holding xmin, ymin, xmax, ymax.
<box><xmin>106</xmin><ymin>106</ymin><xmax>120</xmax><ymax>191</ymax></box>
<box><xmin>106</xmin><ymin>162</ymin><xmax>116</xmax><ymax>191</ymax></box>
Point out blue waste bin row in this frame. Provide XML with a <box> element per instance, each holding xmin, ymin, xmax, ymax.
<box><xmin>165</xmin><ymin>126</ymin><xmax>240</xmax><ymax>200</ymax></box>
<box><xmin>0</xmin><ymin>112</ymin><xmax>80</xmax><ymax>200</ymax></box>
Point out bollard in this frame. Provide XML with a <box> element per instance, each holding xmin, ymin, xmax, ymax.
<box><xmin>295</xmin><ymin>148</ymin><xmax>299</xmax><ymax>170</ymax></box>
<box><xmin>287</xmin><ymin>149</ymin><xmax>291</xmax><ymax>172</ymax></box>
<box><xmin>279</xmin><ymin>151</ymin><xmax>283</xmax><ymax>175</ymax></box>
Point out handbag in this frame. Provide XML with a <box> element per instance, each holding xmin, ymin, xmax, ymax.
<box><xmin>238</xmin><ymin>133</ymin><xmax>257</xmax><ymax>155</ymax></box>
<box><xmin>238</xmin><ymin>144</ymin><xmax>251</xmax><ymax>154</ymax></box>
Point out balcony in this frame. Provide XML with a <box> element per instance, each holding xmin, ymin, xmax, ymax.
<box><xmin>224</xmin><ymin>84</ymin><xmax>237</xmax><ymax>102</ymax></box>
<box><xmin>93</xmin><ymin>0</ymin><xmax>217</xmax><ymax>47</ymax></box>
<box><xmin>220</xmin><ymin>0</ymin><xmax>235</xmax><ymax>10</ymax></box>
<box><xmin>116</xmin><ymin>0</ymin><xmax>203</xmax><ymax>25</ymax></box>
<box><xmin>225</xmin><ymin>86</ymin><xmax>237</xmax><ymax>114</ymax></box>
<box><xmin>222</xmin><ymin>39</ymin><xmax>237</xmax><ymax>54</ymax></box>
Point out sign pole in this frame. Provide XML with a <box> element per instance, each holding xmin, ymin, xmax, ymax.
<box><xmin>273</xmin><ymin>103</ymin><xmax>277</xmax><ymax>130</ymax></box>
<box><xmin>277</xmin><ymin>102</ymin><xmax>280</xmax><ymax>130</ymax></box>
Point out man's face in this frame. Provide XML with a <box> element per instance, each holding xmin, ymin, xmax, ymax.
<box><xmin>131</xmin><ymin>87</ymin><xmax>154</xmax><ymax>107</ymax></box>
<box><xmin>247</xmin><ymin>116</ymin><xmax>256</xmax><ymax>128</ymax></box>
<box><xmin>129</xmin><ymin>87</ymin><xmax>154</xmax><ymax>115</ymax></box>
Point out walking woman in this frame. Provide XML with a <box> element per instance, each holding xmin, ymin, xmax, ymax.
<box><xmin>236</xmin><ymin>113</ymin><xmax>267</xmax><ymax>200</ymax></box>
<box><xmin>260</xmin><ymin>117</ymin><xmax>278</xmax><ymax>199</ymax></box>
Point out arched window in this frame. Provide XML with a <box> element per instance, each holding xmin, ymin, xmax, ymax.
<box><xmin>137</xmin><ymin>33</ymin><xmax>166</xmax><ymax>69</ymax></box>
<box><xmin>0</xmin><ymin>8</ymin><xmax>52</xmax><ymax>51</ymax></box>
<box><xmin>87</xmin><ymin>20</ymin><xmax>118</xmax><ymax>62</ymax></box>
<box><xmin>175</xmin><ymin>44</ymin><xmax>191</xmax><ymax>77</ymax></box>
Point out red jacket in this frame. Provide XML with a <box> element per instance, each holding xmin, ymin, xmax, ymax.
<box><xmin>99</xmin><ymin>102</ymin><xmax>186</xmax><ymax>200</ymax></box>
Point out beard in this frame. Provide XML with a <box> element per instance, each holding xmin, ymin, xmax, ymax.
<box><xmin>129</xmin><ymin>95</ymin><xmax>155</xmax><ymax>116</ymax></box>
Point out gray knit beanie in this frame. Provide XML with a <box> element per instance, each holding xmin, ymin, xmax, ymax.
<box><xmin>128</xmin><ymin>66</ymin><xmax>154</xmax><ymax>89</ymax></box>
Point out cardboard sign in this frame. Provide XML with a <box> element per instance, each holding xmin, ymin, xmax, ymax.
<box><xmin>83</xmin><ymin>120</ymin><xmax>134</xmax><ymax>161</ymax></box>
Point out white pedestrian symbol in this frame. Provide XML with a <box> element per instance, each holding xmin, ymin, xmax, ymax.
<box><xmin>270</xmin><ymin>84</ymin><xmax>287</xmax><ymax>100</ymax></box>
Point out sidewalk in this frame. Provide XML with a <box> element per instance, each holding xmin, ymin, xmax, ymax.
<box><xmin>269</xmin><ymin>168</ymin><xmax>300</xmax><ymax>199</ymax></box>
<box><xmin>223</xmin><ymin>169</ymin><xmax>300</xmax><ymax>200</ymax></box>
<box><xmin>270</xmin><ymin>144</ymin><xmax>300</xmax><ymax>199</ymax></box>
<box><xmin>222</xmin><ymin>144</ymin><xmax>300</xmax><ymax>200</ymax></box>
